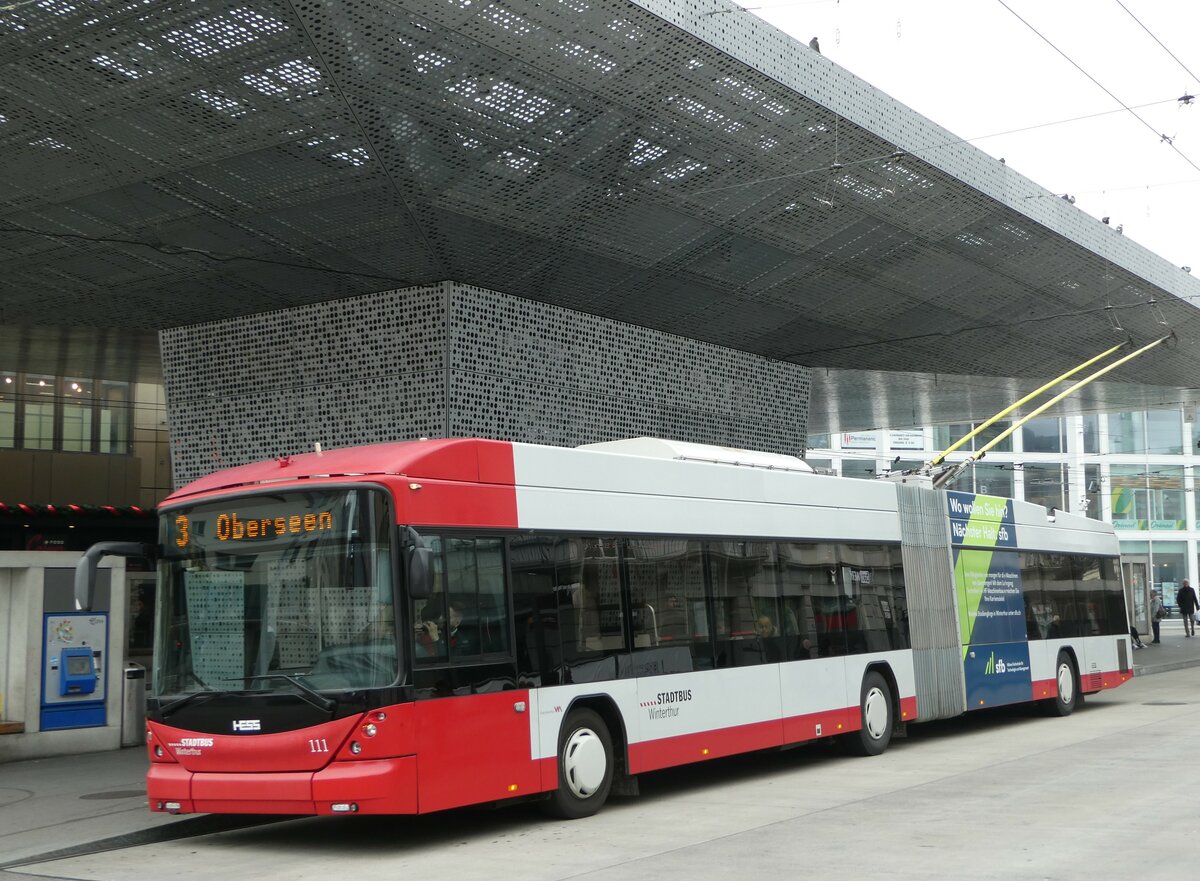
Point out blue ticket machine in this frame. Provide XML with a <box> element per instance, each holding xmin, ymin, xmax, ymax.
<box><xmin>41</xmin><ymin>614</ymin><xmax>108</xmax><ymax>731</ymax></box>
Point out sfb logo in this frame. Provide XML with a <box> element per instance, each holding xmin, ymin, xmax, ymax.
<box><xmin>232</xmin><ymin>719</ymin><xmax>261</xmax><ymax>732</ymax></box>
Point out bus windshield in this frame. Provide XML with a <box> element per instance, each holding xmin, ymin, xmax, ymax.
<box><xmin>154</xmin><ymin>487</ymin><xmax>398</xmax><ymax>698</ymax></box>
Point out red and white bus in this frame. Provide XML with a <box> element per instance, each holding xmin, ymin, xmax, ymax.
<box><xmin>92</xmin><ymin>437</ymin><xmax>1132</xmax><ymax>818</ymax></box>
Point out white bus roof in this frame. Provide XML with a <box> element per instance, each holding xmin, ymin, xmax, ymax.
<box><xmin>576</xmin><ymin>437</ymin><xmax>813</xmax><ymax>473</ymax></box>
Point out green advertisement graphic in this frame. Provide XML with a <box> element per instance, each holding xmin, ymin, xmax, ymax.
<box><xmin>956</xmin><ymin>549</ymin><xmax>993</xmax><ymax>647</ymax></box>
<box><xmin>948</xmin><ymin>491</ymin><xmax>1016</xmax><ymax>659</ymax></box>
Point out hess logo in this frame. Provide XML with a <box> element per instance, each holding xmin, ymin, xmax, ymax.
<box><xmin>232</xmin><ymin>719</ymin><xmax>262</xmax><ymax>732</ymax></box>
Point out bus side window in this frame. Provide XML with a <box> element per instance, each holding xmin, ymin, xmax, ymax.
<box><xmin>1021</xmin><ymin>552</ymin><xmax>1047</xmax><ymax>640</ymax></box>
<box><xmin>552</xmin><ymin>536</ymin><xmax>625</xmax><ymax>661</ymax></box>
<box><xmin>510</xmin><ymin>534</ymin><xmax>565</xmax><ymax>686</ymax></box>
<box><xmin>473</xmin><ymin>537</ymin><xmax>508</xmax><ymax>654</ymax></box>
<box><xmin>1041</xmin><ymin>553</ymin><xmax>1082</xmax><ymax>637</ymax></box>
<box><xmin>441</xmin><ymin>537</ymin><xmax>508</xmax><ymax>660</ymax></box>
<box><xmin>838</xmin><ymin>545</ymin><xmax>901</xmax><ymax>654</ymax></box>
<box><xmin>708</xmin><ymin>541</ymin><xmax>781</xmax><ymax>667</ymax></box>
<box><xmin>412</xmin><ymin>536</ymin><xmax>447</xmax><ymax>663</ymax></box>
<box><xmin>575</xmin><ymin>577</ymin><xmax>603</xmax><ymax>652</ymax></box>
<box><xmin>777</xmin><ymin>540</ymin><xmax>825</xmax><ymax>660</ymax></box>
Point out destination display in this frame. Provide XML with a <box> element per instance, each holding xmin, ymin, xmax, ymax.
<box><xmin>167</xmin><ymin>493</ymin><xmax>344</xmax><ymax>552</ymax></box>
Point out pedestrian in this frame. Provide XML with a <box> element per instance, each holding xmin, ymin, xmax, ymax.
<box><xmin>1129</xmin><ymin>623</ymin><xmax>1146</xmax><ymax>649</ymax></box>
<box><xmin>1150</xmin><ymin>589</ymin><xmax>1166</xmax><ymax>644</ymax></box>
<box><xmin>1176</xmin><ymin>580</ymin><xmax>1200</xmax><ymax>637</ymax></box>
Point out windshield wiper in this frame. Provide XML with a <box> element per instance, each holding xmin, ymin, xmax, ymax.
<box><xmin>237</xmin><ymin>673</ymin><xmax>336</xmax><ymax>712</ymax></box>
<box><xmin>158</xmin><ymin>689</ymin><xmax>240</xmax><ymax>718</ymax></box>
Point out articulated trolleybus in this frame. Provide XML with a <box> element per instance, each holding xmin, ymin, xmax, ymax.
<box><xmin>85</xmin><ymin>437</ymin><xmax>1132</xmax><ymax>818</ymax></box>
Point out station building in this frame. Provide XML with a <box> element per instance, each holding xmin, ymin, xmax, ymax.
<box><xmin>4</xmin><ymin>0</ymin><xmax>1200</xmax><ymax>753</ymax></box>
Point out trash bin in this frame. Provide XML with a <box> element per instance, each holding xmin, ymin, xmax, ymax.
<box><xmin>121</xmin><ymin>663</ymin><xmax>146</xmax><ymax>747</ymax></box>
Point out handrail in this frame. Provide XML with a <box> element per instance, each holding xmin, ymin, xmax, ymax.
<box><xmin>74</xmin><ymin>542</ymin><xmax>150</xmax><ymax>611</ymax></box>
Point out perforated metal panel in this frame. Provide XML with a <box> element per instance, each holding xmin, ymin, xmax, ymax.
<box><xmin>4</xmin><ymin>0</ymin><xmax>1200</xmax><ymax>397</ymax></box>
<box><xmin>161</xmin><ymin>284</ymin><xmax>449</xmax><ymax>484</ymax></box>
<box><xmin>161</xmin><ymin>282</ymin><xmax>811</xmax><ymax>485</ymax></box>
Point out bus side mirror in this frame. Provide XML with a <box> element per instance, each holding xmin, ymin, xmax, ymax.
<box><xmin>74</xmin><ymin>542</ymin><xmax>152</xmax><ymax>611</ymax></box>
<box><xmin>403</xmin><ymin>528</ymin><xmax>433</xmax><ymax>600</ymax></box>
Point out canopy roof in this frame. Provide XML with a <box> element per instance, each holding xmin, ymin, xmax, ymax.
<box><xmin>3</xmin><ymin>0</ymin><xmax>1199</xmax><ymax>429</ymax></box>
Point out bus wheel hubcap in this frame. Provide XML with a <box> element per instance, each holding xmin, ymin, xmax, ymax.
<box><xmin>863</xmin><ymin>687</ymin><xmax>888</xmax><ymax>739</ymax></box>
<box><xmin>563</xmin><ymin>728</ymin><xmax>606</xmax><ymax>798</ymax></box>
<box><xmin>1057</xmin><ymin>665</ymin><xmax>1074</xmax><ymax>704</ymax></box>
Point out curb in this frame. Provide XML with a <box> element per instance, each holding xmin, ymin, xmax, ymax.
<box><xmin>1133</xmin><ymin>653</ymin><xmax>1200</xmax><ymax>677</ymax></box>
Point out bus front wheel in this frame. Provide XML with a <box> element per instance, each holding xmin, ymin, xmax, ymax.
<box><xmin>844</xmin><ymin>671</ymin><xmax>893</xmax><ymax>757</ymax></box>
<box><xmin>543</xmin><ymin>707</ymin><xmax>614</xmax><ymax>819</ymax></box>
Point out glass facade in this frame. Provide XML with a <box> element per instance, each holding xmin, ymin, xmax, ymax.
<box><xmin>1110</xmin><ymin>466</ymin><xmax>1185</xmax><ymax>530</ymax></box>
<box><xmin>1108</xmin><ymin>410</ymin><xmax>1184</xmax><ymax>455</ymax></box>
<box><xmin>841</xmin><ymin>458</ymin><xmax>878</xmax><ymax>479</ymax></box>
<box><xmin>1084</xmin><ymin>464</ymin><xmax>1102</xmax><ymax>520</ymax></box>
<box><xmin>1121</xmin><ymin>541</ymin><xmax>1187</xmax><ymax>599</ymax></box>
<box><xmin>0</xmin><ymin>372</ymin><xmax>131</xmax><ymax>454</ymax></box>
<box><xmin>62</xmin><ymin>378</ymin><xmax>93</xmax><ymax>452</ymax></box>
<box><xmin>99</xmin><ymin>381</ymin><xmax>130</xmax><ymax>453</ymax></box>
<box><xmin>1023</xmin><ymin>463</ymin><xmax>1065</xmax><ymax>512</ymax></box>
<box><xmin>933</xmin><ymin>421</ymin><xmax>1013</xmax><ymax>454</ymax></box>
<box><xmin>973</xmin><ymin>463</ymin><xmax>1013</xmax><ymax>498</ymax></box>
<box><xmin>1022</xmin><ymin>417</ymin><xmax>1064</xmax><ymax>453</ymax></box>
<box><xmin>1082</xmin><ymin>414</ymin><xmax>1099</xmax><ymax>454</ymax></box>
<box><xmin>0</xmin><ymin>373</ymin><xmax>14</xmax><ymax>447</ymax></box>
<box><xmin>24</xmin><ymin>374</ymin><xmax>55</xmax><ymax>450</ymax></box>
<box><xmin>942</xmin><ymin>462</ymin><xmax>1013</xmax><ymax>497</ymax></box>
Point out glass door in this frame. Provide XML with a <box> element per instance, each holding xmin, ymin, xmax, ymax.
<box><xmin>1122</xmin><ymin>556</ymin><xmax>1150</xmax><ymax>633</ymax></box>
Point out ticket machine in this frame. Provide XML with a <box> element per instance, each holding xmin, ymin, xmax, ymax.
<box><xmin>41</xmin><ymin>613</ymin><xmax>108</xmax><ymax>731</ymax></box>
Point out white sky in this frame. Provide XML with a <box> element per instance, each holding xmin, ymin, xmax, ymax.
<box><xmin>752</xmin><ymin>0</ymin><xmax>1200</xmax><ymax>271</ymax></box>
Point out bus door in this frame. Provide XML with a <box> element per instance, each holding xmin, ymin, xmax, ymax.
<box><xmin>412</xmin><ymin>686</ymin><xmax>541</xmax><ymax>813</ymax></box>
<box><xmin>411</xmin><ymin>535</ymin><xmax>542</xmax><ymax>812</ymax></box>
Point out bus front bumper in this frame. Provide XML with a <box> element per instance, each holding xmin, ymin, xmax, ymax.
<box><xmin>147</xmin><ymin>756</ymin><xmax>418</xmax><ymax>815</ymax></box>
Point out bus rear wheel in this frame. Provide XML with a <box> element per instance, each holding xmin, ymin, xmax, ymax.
<box><xmin>844</xmin><ymin>671</ymin><xmax>893</xmax><ymax>757</ymax></box>
<box><xmin>1043</xmin><ymin>652</ymin><xmax>1079</xmax><ymax>717</ymax></box>
<box><xmin>543</xmin><ymin>707</ymin><xmax>614</xmax><ymax>819</ymax></box>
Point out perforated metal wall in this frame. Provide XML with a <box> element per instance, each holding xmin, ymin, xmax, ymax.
<box><xmin>161</xmin><ymin>284</ymin><xmax>449</xmax><ymax>485</ymax></box>
<box><xmin>161</xmin><ymin>282</ymin><xmax>811</xmax><ymax>485</ymax></box>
